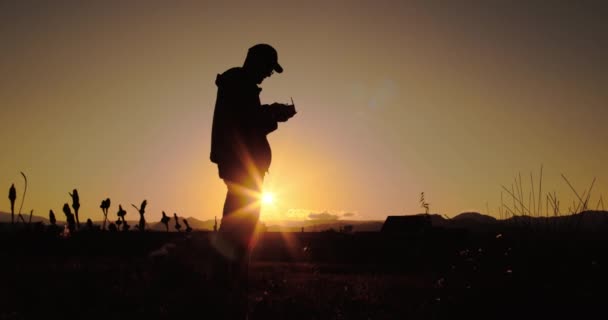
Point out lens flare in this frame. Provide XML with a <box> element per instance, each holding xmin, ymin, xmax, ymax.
<box><xmin>262</xmin><ymin>192</ymin><xmax>274</xmax><ymax>205</ymax></box>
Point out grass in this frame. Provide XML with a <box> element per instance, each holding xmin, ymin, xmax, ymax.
<box><xmin>2</xmin><ymin>169</ymin><xmax>607</xmax><ymax>319</ymax></box>
<box><xmin>2</xmin><ymin>227</ymin><xmax>608</xmax><ymax>319</ymax></box>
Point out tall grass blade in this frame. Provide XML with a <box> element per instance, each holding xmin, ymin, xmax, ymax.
<box><xmin>538</xmin><ymin>164</ymin><xmax>543</xmax><ymax>217</ymax></box>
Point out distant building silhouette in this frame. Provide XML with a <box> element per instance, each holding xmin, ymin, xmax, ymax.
<box><xmin>342</xmin><ymin>225</ymin><xmax>354</xmax><ymax>233</ymax></box>
<box><xmin>381</xmin><ymin>215</ymin><xmax>432</xmax><ymax>233</ymax></box>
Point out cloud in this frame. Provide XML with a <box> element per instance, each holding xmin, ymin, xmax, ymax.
<box><xmin>284</xmin><ymin>208</ymin><xmax>313</xmax><ymax>220</ymax></box>
<box><xmin>308</xmin><ymin>211</ymin><xmax>340</xmax><ymax>220</ymax></box>
<box><xmin>266</xmin><ymin>209</ymin><xmax>358</xmax><ymax>221</ymax></box>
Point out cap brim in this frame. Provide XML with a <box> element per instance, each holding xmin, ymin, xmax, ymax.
<box><xmin>274</xmin><ymin>63</ymin><xmax>283</xmax><ymax>73</ymax></box>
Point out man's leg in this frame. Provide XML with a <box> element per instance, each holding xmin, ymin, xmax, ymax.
<box><xmin>219</xmin><ymin>173</ymin><xmax>263</xmax><ymax>318</ymax></box>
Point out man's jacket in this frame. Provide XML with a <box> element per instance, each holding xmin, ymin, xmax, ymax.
<box><xmin>210</xmin><ymin>67</ymin><xmax>278</xmax><ymax>179</ymax></box>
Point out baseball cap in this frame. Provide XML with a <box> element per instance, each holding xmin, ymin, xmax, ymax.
<box><xmin>247</xmin><ymin>43</ymin><xmax>283</xmax><ymax>73</ymax></box>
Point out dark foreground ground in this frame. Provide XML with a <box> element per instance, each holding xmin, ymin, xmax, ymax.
<box><xmin>1</xmin><ymin>226</ymin><xmax>607</xmax><ymax>319</ymax></box>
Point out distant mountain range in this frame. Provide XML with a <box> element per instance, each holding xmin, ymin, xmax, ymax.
<box><xmin>262</xmin><ymin>219</ymin><xmax>385</xmax><ymax>232</ymax></box>
<box><xmin>426</xmin><ymin>211</ymin><xmax>608</xmax><ymax>231</ymax></box>
<box><xmin>2</xmin><ymin>210</ymin><xmax>608</xmax><ymax>232</ymax></box>
<box><xmin>0</xmin><ymin>211</ymin><xmax>49</xmax><ymax>224</ymax></box>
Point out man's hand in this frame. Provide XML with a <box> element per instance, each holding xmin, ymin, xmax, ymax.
<box><xmin>270</xmin><ymin>103</ymin><xmax>297</xmax><ymax>122</ymax></box>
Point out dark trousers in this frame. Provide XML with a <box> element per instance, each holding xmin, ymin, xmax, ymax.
<box><xmin>221</xmin><ymin>175</ymin><xmax>263</xmax><ymax>251</ymax></box>
<box><xmin>213</xmin><ymin>167</ymin><xmax>264</xmax><ymax>319</ymax></box>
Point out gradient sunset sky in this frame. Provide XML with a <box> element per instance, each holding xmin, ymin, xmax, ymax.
<box><xmin>1</xmin><ymin>1</ymin><xmax>607</xmax><ymax>223</ymax></box>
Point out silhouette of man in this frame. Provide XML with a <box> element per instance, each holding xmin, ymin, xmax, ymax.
<box><xmin>210</xmin><ymin>43</ymin><xmax>296</xmax><ymax>312</ymax></box>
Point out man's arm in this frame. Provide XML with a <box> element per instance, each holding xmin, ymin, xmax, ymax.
<box><xmin>256</xmin><ymin>104</ymin><xmax>279</xmax><ymax>134</ymax></box>
<box><xmin>266</xmin><ymin>103</ymin><xmax>297</xmax><ymax>123</ymax></box>
<box><xmin>222</xmin><ymin>85</ymin><xmax>278</xmax><ymax>135</ymax></box>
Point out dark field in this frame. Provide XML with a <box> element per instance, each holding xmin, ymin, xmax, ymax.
<box><xmin>2</xmin><ymin>227</ymin><xmax>607</xmax><ymax>319</ymax></box>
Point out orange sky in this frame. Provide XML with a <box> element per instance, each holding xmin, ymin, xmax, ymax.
<box><xmin>1</xmin><ymin>1</ymin><xmax>607</xmax><ymax>223</ymax></box>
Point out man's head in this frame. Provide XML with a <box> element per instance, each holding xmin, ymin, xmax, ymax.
<box><xmin>243</xmin><ymin>43</ymin><xmax>283</xmax><ymax>84</ymax></box>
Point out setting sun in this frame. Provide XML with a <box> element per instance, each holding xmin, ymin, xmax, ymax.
<box><xmin>261</xmin><ymin>192</ymin><xmax>275</xmax><ymax>205</ymax></box>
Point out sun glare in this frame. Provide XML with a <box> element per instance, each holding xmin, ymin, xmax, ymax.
<box><xmin>261</xmin><ymin>192</ymin><xmax>274</xmax><ymax>205</ymax></box>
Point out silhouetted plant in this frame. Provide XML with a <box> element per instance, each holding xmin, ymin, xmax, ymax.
<box><xmin>132</xmin><ymin>199</ymin><xmax>147</xmax><ymax>232</ymax></box>
<box><xmin>117</xmin><ymin>204</ymin><xmax>126</xmax><ymax>220</ymax></box>
<box><xmin>17</xmin><ymin>214</ymin><xmax>26</xmax><ymax>224</ymax></box>
<box><xmin>420</xmin><ymin>192</ymin><xmax>430</xmax><ymax>215</ymax></box>
<box><xmin>117</xmin><ymin>205</ymin><xmax>129</xmax><ymax>231</ymax></box>
<box><xmin>69</xmin><ymin>189</ymin><xmax>80</xmax><ymax>229</ymax></box>
<box><xmin>27</xmin><ymin>209</ymin><xmax>33</xmax><ymax>224</ymax></box>
<box><xmin>183</xmin><ymin>218</ymin><xmax>192</xmax><ymax>232</ymax></box>
<box><xmin>108</xmin><ymin>222</ymin><xmax>117</xmax><ymax>232</ymax></box>
<box><xmin>86</xmin><ymin>218</ymin><xmax>94</xmax><ymax>231</ymax></box>
<box><xmin>100</xmin><ymin>198</ymin><xmax>111</xmax><ymax>230</ymax></box>
<box><xmin>62</xmin><ymin>203</ymin><xmax>76</xmax><ymax>233</ymax></box>
<box><xmin>174</xmin><ymin>213</ymin><xmax>181</xmax><ymax>232</ymax></box>
<box><xmin>49</xmin><ymin>209</ymin><xmax>56</xmax><ymax>226</ymax></box>
<box><xmin>214</xmin><ymin>216</ymin><xmax>218</xmax><ymax>232</ymax></box>
<box><xmin>597</xmin><ymin>195</ymin><xmax>605</xmax><ymax>211</ymax></box>
<box><xmin>8</xmin><ymin>184</ymin><xmax>16</xmax><ymax>224</ymax></box>
<box><xmin>16</xmin><ymin>172</ymin><xmax>27</xmax><ymax>224</ymax></box>
<box><xmin>420</xmin><ymin>192</ymin><xmax>432</xmax><ymax>227</ymax></box>
<box><xmin>161</xmin><ymin>211</ymin><xmax>170</xmax><ymax>232</ymax></box>
<box><xmin>47</xmin><ymin>209</ymin><xmax>60</xmax><ymax>234</ymax></box>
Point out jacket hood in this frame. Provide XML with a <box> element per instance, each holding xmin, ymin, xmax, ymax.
<box><xmin>215</xmin><ymin>67</ymin><xmax>247</xmax><ymax>88</ymax></box>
